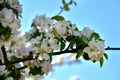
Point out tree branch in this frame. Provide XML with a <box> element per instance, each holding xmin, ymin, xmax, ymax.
<box><xmin>53</xmin><ymin>46</ymin><xmax>120</xmax><ymax>55</ymax></box>
<box><xmin>105</xmin><ymin>46</ymin><xmax>120</xmax><ymax>50</ymax></box>
<box><xmin>1</xmin><ymin>45</ymin><xmax>9</xmax><ymax>68</ymax></box>
<box><xmin>1</xmin><ymin>45</ymin><xmax>120</xmax><ymax>70</ymax></box>
<box><xmin>10</xmin><ymin>56</ymin><xmax>34</xmax><ymax>64</ymax></box>
<box><xmin>53</xmin><ymin>48</ymin><xmax>77</xmax><ymax>55</ymax></box>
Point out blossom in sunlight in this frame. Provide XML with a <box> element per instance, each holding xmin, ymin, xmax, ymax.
<box><xmin>53</xmin><ymin>20</ymin><xmax>71</xmax><ymax>38</ymax></box>
<box><xmin>12</xmin><ymin>45</ymin><xmax>29</xmax><ymax>58</ymax></box>
<box><xmin>83</xmin><ymin>38</ymin><xmax>105</xmax><ymax>61</ymax></box>
<box><xmin>32</xmin><ymin>15</ymin><xmax>53</xmax><ymax>28</ymax></box>
<box><xmin>38</xmin><ymin>53</ymin><xmax>50</xmax><ymax>61</ymax></box>
<box><xmin>0</xmin><ymin>8</ymin><xmax>15</xmax><ymax>27</ymax></box>
<box><xmin>0</xmin><ymin>0</ymin><xmax>107</xmax><ymax>80</ymax></box>
<box><xmin>68</xmin><ymin>24</ymin><xmax>81</xmax><ymax>37</ymax></box>
<box><xmin>24</xmin><ymin>59</ymin><xmax>41</xmax><ymax>68</ymax></box>
<box><xmin>41</xmin><ymin>62</ymin><xmax>52</xmax><ymax>75</ymax></box>
<box><xmin>6</xmin><ymin>0</ymin><xmax>22</xmax><ymax>17</ymax></box>
<box><xmin>81</xmin><ymin>27</ymin><xmax>94</xmax><ymax>38</ymax></box>
<box><xmin>48</xmin><ymin>37</ymin><xmax>59</xmax><ymax>50</ymax></box>
<box><xmin>0</xmin><ymin>8</ymin><xmax>20</xmax><ymax>34</ymax></box>
<box><xmin>40</xmin><ymin>38</ymin><xmax>53</xmax><ymax>53</ymax></box>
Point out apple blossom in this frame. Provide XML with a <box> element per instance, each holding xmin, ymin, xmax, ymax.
<box><xmin>81</xmin><ymin>27</ymin><xmax>94</xmax><ymax>38</ymax></box>
<box><xmin>41</xmin><ymin>61</ymin><xmax>52</xmax><ymax>75</ymax></box>
<box><xmin>0</xmin><ymin>0</ymin><xmax>108</xmax><ymax>80</ymax></box>
<box><xmin>83</xmin><ymin>38</ymin><xmax>105</xmax><ymax>61</ymax></box>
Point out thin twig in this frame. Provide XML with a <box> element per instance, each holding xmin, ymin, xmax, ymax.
<box><xmin>57</xmin><ymin>7</ymin><xmax>64</xmax><ymax>15</ymax></box>
<box><xmin>105</xmin><ymin>46</ymin><xmax>120</xmax><ymax>50</ymax></box>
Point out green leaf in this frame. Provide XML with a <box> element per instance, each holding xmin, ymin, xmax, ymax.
<box><xmin>29</xmin><ymin>66</ymin><xmax>44</xmax><ymax>75</ymax></box>
<box><xmin>7</xmin><ymin>66</ymin><xmax>21</xmax><ymax>80</ymax></box>
<box><xmin>60</xmin><ymin>40</ymin><xmax>66</xmax><ymax>51</ymax></box>
<box><xmin>0</xmin><ymin>26</ymin><xmax>5</xmax><ymax>33</ymax></box>
<box><xmin>64</xmin><ymin>4</ymin><xmax>70</xmax><ymax>11</ymax></box>
<box><xmin>73</xmin><ymin>1</ymin><xmax>77</xmax><ymax>6</ymax></box>
<box><xmin>3</xmin><ymin>27</ymin><xmax>11</xmax><ymax>40</ymax></box>
<box><xmin>83</xmin><ymin>53</ymin><xmax>90</xmax><ymax>60</ymax></box>
<box><xmin>69</xmin><ymin>0</ymin><xmax>73</xmax><ymax>4</ymax></box>
<box><xmin>99</xmin><ymin>56</ymin><xmax>104</xmax><ymax>67</ymax></box>
<box><xmin>51</xmin><ymin>15</ymin><xmax>65</xmax><ymax>21</ymax></box>
<box><xmin>76</xmin><ymin>50</ymin><xmax>84</xmax><ymax>59</ymax></box>
<box><xmin>49</xmin><ymin>52</ymin><xmax>53</xmax><ymax>62</ymax></box>
<box><xmin>75</xmin><ymin>37</ymin><xmax>83</xmax><ymax>46</ymax></box>
<box><xmin>30</xmin><ymin>28</ymin><xmax>41</xmax><ymax>40</ymax></box>
<box><xmin>0</xmin><ymin>23</ymin><xmax>5</xmax><ymax>33</ymax></box>
<box><xmin>103</xmin><ymin>53</ymin><xmax>108</xmax><ymax>60</ymax></box>
<box><xmin>62</xmin><ymin>0</ymin><xmax>65</xmax><ymax>4</ymax></box>
<box><xmin>82</xmin><ymin>37</ymin><xmax>88</xmax><ymax>44</ymax></box>
<box><xmin>89</xmin><ymin>32</ymin><xmax>100</xmax><ymax>40</ymax></box>
<box><xmin>10</xmin><ymin>56</ymin><xmax>17</xmax><ymax>61</ymax></box>
<box><xmin>76</xmin><ymin>37</ymin><xmax>87</xmax><ymax>47</ymax></box>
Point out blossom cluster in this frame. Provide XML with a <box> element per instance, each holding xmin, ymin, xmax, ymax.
<box><xmin>0</xmin><ymin>0</ymin><xmax>107</xmax><ymax>80</ymax></box>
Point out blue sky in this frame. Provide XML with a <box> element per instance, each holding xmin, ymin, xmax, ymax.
<box><xmin>19</xmin><ymin>0</ymin><xmax>120</xmax><ymax>80</ymax></box>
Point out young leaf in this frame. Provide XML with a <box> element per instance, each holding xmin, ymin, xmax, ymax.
<box><xmin>51</xmin><ymin>15</ymin><xmax>65</xmax><ymax>21</ymax></box>
<box><xmin>10</xmin><ymin>55</ymin><xmax>18</xmax><ymax>61</ymax></box>
<box><xmin>76</xmin><ymin>50</ymin><xmax>84</xmax><ymax>59</ymax></box>
<box><xmin>7</xmin><ymin>66</ymin><xmax>21</xmax><ymax>80</ymax></box>
<box><xmin>89</xmin><ymin>32</ymin><xmax>100</xmax><ymax>40</ymax></box>
<box><xmin>4</xmin><ymin>27</ymin><xmax>11</xmax><ymax>40</ymax></box>
<box><xmin>29</xmin><ymin>67</ymin><xmax>44</xmax><ymax>75</ymax></box>
<box><xmin>99</xmin><ymin>56</ymin><xmax>104</xmax><ymax>67</ymax></box>
<box><xmin>49</xmin><ymin>52</ymin><xmax>53</xmax><ymax>62</ymax></box>
<box><xmin>82</xmin><ymin>37</ymin><xmax>88</xmax><ymax>44</ymax></box>
<box><xmin>60</xmin><ymin>41</ymin><xmax>66</xmax><ymax>51</ymax></box>
<box><xmin>82</xmin><ymin>53</ymin><xmax>90</xmax><ymax>60</ymax></box>
<box><xmin>69</xmin><ymin>0</ymin><xmax>73</xmax><ymax>4</ymax></box>
<box><xmin>0</xmin><ymin>25</ymin><xmax>5</xmax><ymax>33</ymax></box>
<box><xmin>103</xmin><ymin>53</ymin><xmax>108</xmax><ymax>60</ymax></box>
<box><xmin>62</xmin><ymin>0</ymin><xmax>65</xmax><ymax>4</ymax></box>
<box><xmin>63</xmin><ymin>4</ymin><xmax>70</xmax><ymax>11</ymax></box>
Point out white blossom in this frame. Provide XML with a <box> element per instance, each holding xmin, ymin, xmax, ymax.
<box><xmin>0</xmin><ymin>8</ymin><xmax>15</xmax><ymax>27</ymax></box>
<box><xmin>24</xmin><ymin>59</ymin><xmax>40</xmax><ymax>68</ymax></box>
<box><xmin>41</xmin><ymin>62</ymin><xmax>52</xmax><ymax>75</ymax></box>
<box><xmin>38</xmin><ymin>53</ymin><xmax>50</xmax><ymax>61</ymax></box>
<box><xmin>12</xmin><ymin>45</ymin><xmax>29</xmax><ymax>58</ymax></box>
<box><xmin>81</xmin><ymin>27</ymin><xmax>94</xmax><ymax>38</ymax></box>
<box><xmin>6</xmin><ymin>0</ymin><xmax>22</xmax><ymax>17</ymax></box>
<box><xmin>68</xmin><ymin>24</ymin><xmax>81</xmax><ymax>36</ymax></box>
<box><xmin>9</xmin><ymin>18</ymin><xmax>21</xmax><ymax>33</ymax></box>
<box><xmin>48</xmin><ymin>37</ymin><xmax>58</xmax><ymax>50</ymax></box>
<box><xmin>40</xmin><ymin>38</ymin><xmax>52</xmax><ymax>53</ymax></box>
<box><xmin>53</xmin><ymin>20</ymin><xmax>71</xmax><ymax>38</ymax></box>
<box><xmin>33</xmin><ymin>15</ymin><xmax>53</xmax><ymax>27</ymax></box>
<box><xmin>83</xmin><ymin>38</ymin><xmax>105</xmax><ymax>61</ymax></box>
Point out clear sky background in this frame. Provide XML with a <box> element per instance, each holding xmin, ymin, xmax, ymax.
<box><xmin>19</xmin><ymin>0</ymin><xmax>120</xmax><ymax>80</ymax></box>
